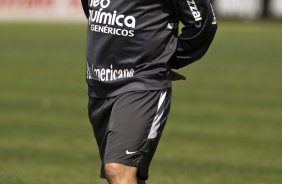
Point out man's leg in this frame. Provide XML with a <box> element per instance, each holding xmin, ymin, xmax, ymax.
<box><xmin>105</xmin><ymin>163</ymin><xmax>146</xmax><ymax>184</ymax></box>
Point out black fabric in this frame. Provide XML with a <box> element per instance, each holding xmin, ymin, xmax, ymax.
<box><xmin>82</xmin><ymin>0</ymin><xmax>217</xmax><ymax>97</ymax></box>
<box><xmin>88</xmin><ymin>89</ymin><xmax>171</xmax><ymax>180</ymax></box>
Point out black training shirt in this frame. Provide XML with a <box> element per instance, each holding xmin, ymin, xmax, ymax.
<box><xmin>82</xmin><ymin>0</ymin><xmax>217</xmax><ymax>97</ymax></box>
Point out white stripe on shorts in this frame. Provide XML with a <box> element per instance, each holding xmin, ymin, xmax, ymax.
<box><xmin>147</xmin><ymin>90</ymin><xmax>167</xmax><ymax>139</ymax></box>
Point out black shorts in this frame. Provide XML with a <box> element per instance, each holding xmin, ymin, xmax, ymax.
<box><xmin>88</xmin><ymin>88</ymin><xmax>171</xmax><ymax>180</ymax></box>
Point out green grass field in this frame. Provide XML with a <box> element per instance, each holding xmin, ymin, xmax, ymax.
<box><xmin>0</xmin><ymin>21</ymin><xmax>282</xmax><ymax>184</ymax></box>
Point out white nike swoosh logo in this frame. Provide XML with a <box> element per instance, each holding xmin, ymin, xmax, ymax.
<box><xmin>126</xmin><ymin>150</ymin><xmax>137</xmax><ymax>155</ymax></box>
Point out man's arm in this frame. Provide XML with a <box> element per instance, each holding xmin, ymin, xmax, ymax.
<box><xmin>81</xmin><ymin>0</ymin><xmax>89</xmax><ymax>18</ymax></box>
<box><xmin>170</xmin><ymin>0</ymin><xmax>218</xmax><ymax>69</ymax></box>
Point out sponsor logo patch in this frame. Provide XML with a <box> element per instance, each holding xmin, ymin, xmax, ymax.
<box><xmin>86</xmin><ymin>62</ymin><xmax>135</xmax><ymax>81</ymax></box>
<box><xmin>88</xmin><ymin>0</ymin><xmax>136</xmax><ymax>37</ymax></box>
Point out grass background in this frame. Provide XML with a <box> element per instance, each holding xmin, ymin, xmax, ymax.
<box><xmin>0</xmin><ymin>21</ymin><xmax>282</xmax><ymax>184</ymax></box>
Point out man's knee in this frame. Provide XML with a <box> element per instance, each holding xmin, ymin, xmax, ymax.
<box><xmin>104</xmin><ymin>163</ymin><xmax>120</xmax><ymax>181</ymax></box>
<box><xmin>104</xmin><ymin>163</ymin><xmax>137</xmax><ymax>184</ymax></box>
